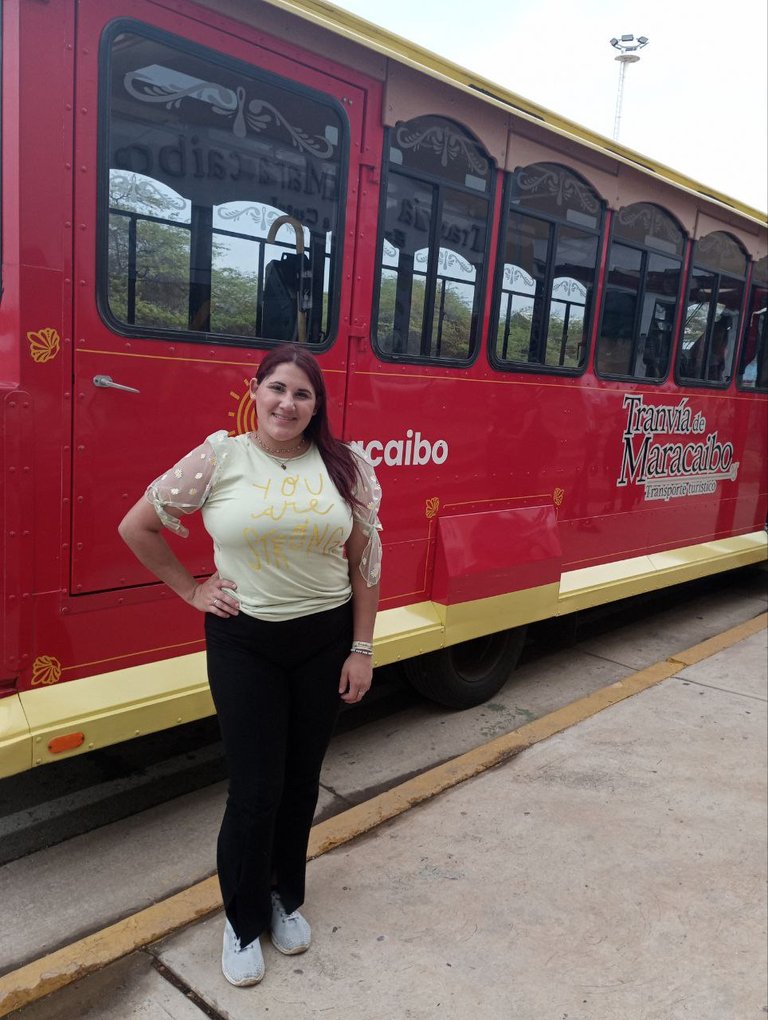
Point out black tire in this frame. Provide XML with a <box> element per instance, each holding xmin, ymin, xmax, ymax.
<box><xmin>402</xmin><ymin>626</ymin><xmax>527</xmax><ymax>709</ymax></box>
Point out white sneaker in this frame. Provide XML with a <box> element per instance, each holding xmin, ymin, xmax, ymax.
<box><xmin>221</xmin><ymin>918</ymin><xmax>265</xmax><ymax>986</ymax></box>
<box><xmin>270</xmin><ymin>891</ymin><xmax>311</xmax><ymax>955</ymax></box>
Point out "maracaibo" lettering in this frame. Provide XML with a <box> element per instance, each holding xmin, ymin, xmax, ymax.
<box><xmin>352</xmin><ymin>431</ymin><xmax>448</xmax><ymax>467</ymax></box>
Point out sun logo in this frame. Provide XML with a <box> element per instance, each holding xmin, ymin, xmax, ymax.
<box><xmin>228</xmin><ymin>378</ymin><xmax>257</xmax><ymax>435</ymax></box>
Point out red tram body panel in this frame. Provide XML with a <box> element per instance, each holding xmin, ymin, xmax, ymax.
<box><xmin>1</xmin><ymin>0</ymin><xmax>766</xmax><ymax>776</ymax></box>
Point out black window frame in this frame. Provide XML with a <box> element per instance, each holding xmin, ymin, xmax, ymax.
<box><xmin>488</xmin><ymin>162</ymin><xmax>605</xmax><ymax>378</ymax></box>
<box><xmin>674</xmin><ymin>231</ymin><xmax>749</xmax><ymax>390</ymax></box>
<box><xmin>371</xmin><ymin>116</ymin><xmax>496</xmax><ymax>368</ymax></box>
<box><xmin>96</xmin><ymin>18</ymin><xmax>350</xmax><ymax>352</ymax></box>
<box><xmin>594</xmin><ymin>202</ymin><xmax>687</xmax><ymax>385</ymax></box>
<box><xmin>736</xmin><ymin>255</ymin><xmax>768</xmax><ymax>393</ymax></box>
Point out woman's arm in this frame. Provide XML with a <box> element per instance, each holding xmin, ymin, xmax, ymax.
<box><xmin>338</xmin><ymin>521</ymin><xmax>380</xmax><ymax>703</ymax></box>
<box><xmin>118</xmin><ymin>498</ymin><xmax>239</xmax><ymax>617</ymax></box>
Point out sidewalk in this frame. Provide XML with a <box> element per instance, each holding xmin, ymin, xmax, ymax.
<box><xmin>3</xmin><ymin>616</ymin><xmax>767</xmax><ymax>1020</ymax></box>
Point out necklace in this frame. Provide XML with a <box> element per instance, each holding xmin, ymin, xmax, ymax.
<box><xmin>252</xmin><ymin>430</ymin><xmax>307</xmax><ymax>469</ymax></box>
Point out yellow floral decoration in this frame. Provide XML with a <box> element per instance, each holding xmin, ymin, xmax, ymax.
<box><xmin>31</xmin><ymin>655</ymin><xmax>62</xmax><ymax>686</ymax></box>
<box><xmin>553</xmin><ymin>487</ymin><xmax>565</xmax><ymax>508</ymax></box>
<box><xmin>425</xmin><ymin>497</ymin><xmax>440</xmax><ymax>519</ymax></box>
<box><xmin>28</xmin><ymin>328</ymin><xmax>61</xmax><ymax>364</ymax></box>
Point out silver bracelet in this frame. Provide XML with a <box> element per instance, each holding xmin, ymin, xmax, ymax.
<box><xmin>350</xmin><ymin>643</ymin><xmax>374</xmax><ymax>656</ymax></box>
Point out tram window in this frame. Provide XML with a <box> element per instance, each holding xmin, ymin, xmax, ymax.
<box><xmin>737</xmin><ymin>256</ymin><xmax>768</xmax><ymax>391</ymax></box>
<box><xmin>676</xmin><ymin>231</ymin><xmax>748</xmax><ymax>387</ymax></box>
<box><xmin>374</xmin><ymin>116</ymin><xmax>493</xmax><ymax>363</ymax></box>
<box><xmin>596</xmin><ymin>203</ymin><xmax>684</xmax><ymax>381</ymax></box>
<box><xmin>101</xmin><ymin>26</ymin><xmax>346</xmax><ymax>345</ymax></box>
<box><xmin>492</xmin><ymin>163</ymin><xmax>603</xmax><ymax>374</ymax></box>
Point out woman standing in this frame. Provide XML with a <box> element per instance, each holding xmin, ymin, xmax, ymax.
<box><xmin>119</xmin><ymin>346</ymin><xmax>382</xmax><ymax>986</ymax></box>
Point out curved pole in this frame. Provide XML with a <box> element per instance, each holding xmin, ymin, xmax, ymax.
<box><xmin>266</xmin><ymin>215</ymin><xmax>307</xmax><ymax>342</ymax></box>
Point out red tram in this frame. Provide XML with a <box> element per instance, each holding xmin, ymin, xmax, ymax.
<box><xmin>1</xmin><ymin>0</ymin><xmax>766</xmax><ymax>778</ymax></box>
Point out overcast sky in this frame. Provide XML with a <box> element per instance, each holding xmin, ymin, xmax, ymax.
<box><xmin>330</xmin><ymin>0</ymin><xmax>768</xmax><ymax>214</ymax></box>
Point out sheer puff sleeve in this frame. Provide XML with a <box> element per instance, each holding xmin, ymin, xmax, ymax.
<box><xmin>349</xmin><ymin>445</ymin><xmax>383</xmax><ymax>587</ymax></box>
<box><xmin>144</xmin><ymin>430</ymin><xmax>229</xmax><ymax>538</ymax></box>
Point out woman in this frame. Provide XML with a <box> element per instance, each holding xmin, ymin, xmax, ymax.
<box><xmin>119</xmin><ymin>345</ymin><xmax>382</xmax><ymax>987</ymax></box>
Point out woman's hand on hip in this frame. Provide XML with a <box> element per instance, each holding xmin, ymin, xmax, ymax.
<box><xmin>339</xmin><ymin>653</ymin><xmax>373</xmax><ymax>703</ymax></box>
<box><xmin>188</xmin><ymin>573</ymin><xmax>239</xmax><ymax>616</ymax></box>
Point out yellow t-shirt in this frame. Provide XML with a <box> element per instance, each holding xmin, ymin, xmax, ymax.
<box><xmin>147</xmin><ymin>431</ymin><xmax>382</xmax><ymax>622</ymax></box>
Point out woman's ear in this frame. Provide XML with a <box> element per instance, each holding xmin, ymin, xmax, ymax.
<box><xmin>249</xmin><ymin>378</ymin><xmax>258</xmax><ymax>399</ymax></box>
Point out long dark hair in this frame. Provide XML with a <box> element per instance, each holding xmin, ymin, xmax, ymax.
<box><xmin>255</xmin><ymin>346</ymin><xmax>361</xmax><ymax>508</ymax></box>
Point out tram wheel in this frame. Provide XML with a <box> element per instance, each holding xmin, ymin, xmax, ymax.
<box><xmin>402</xmin><ymin>626</ymin><xmax>527</xmax><ymax>709</ymax></box>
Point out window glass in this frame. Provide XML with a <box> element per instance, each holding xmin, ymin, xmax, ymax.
<box><xmin>509</xmin><ymin>162</ymin><xmax>601</xmax><ymax>229</ymax></box>
<box><xmin>389</xmin><ymin>115</ymin><xmax>492</xmax><ymax>192</ymax></box>
<box><xmin>738</xmin><ymin>257</ymin><xmax>768</xmax><ymax>390</ymax></box>
<box><xmin>597</xmin><ymin>204</ymin><xmax>684</xmax><ymax>380</ymax></box>
<box><xmin>545</xmin><ymin>227</ymin><xmax>597</xmax><ymax>367</ymax></box>
<box><xmin>613</xmin><ymin>201</ymin><xmax>685</xmax><ymax>257</ymax></box>
<box><xmin>677</xmin><ymin>231</ymin><xmax>747</xmax><ymax>385</ymax></box>
<box><xmin>375</xmin><ymin>116</ymin><xmax>493</xmax><ymax>362</ymax></box>
<box><xmin>495</xmin><ymin>213</ymin><xmax>548</xmax><ymax>362</ymax></box>
<box><xmin>493</xmin><ymin>164</ymin><xmax>602</xmax><ymax>373</ymax></box>
<box><xmin>377</xmin><ymin>174</ymin><xmax>434</xmax><ymax>356</ymax></box>
<box><xmin>103</xmin><ymin>29</ymin><xmax>345</xmax><ymax>343</ymax></box>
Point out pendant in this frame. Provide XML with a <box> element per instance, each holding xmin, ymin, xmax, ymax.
<box><xmin>280</xmin><ymin>463</ymin><xmax>286</xmax><ymax>470</ymax></box>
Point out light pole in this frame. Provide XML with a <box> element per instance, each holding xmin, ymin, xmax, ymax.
<box><xmin>610</xmin><ymin>34</ymin><xmax>649</xmax><ymax>142</ymax></box>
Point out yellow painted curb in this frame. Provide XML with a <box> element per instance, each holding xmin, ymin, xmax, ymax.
<box><xmin>1</xmin><ymin>611</ymin><xmax>765</xmax><ymax>1017</ymax></box>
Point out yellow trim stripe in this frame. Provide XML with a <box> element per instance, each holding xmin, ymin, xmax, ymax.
<box><xmin>1</xmin><ymin>611</ymin><xmax>764</xmax><ymax>1017</ymax></box>
<box><xmin>2</xmin><ymin>531</ymin><xmax>765</xmax><ymax>778</ymax></box>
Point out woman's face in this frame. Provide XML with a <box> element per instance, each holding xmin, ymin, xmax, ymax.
<box><xmin>250</xmin><ymin>362</ymin><xmax>317</xmax><ymax>447</ymax></box>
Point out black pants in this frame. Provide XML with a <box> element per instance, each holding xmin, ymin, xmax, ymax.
<box><xmin>205</xmin><ymin>601</ymin><xmax>352</xmax><ymax>946</ymax></box>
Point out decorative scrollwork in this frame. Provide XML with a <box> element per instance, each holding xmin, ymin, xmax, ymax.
<box><xmin>123</xmin><ymin>74</ymin><xmax>335</xmax><ymax>158</ymax></box>
<box><xmin>109</xmin><ymin>172</ymin><xmax>188</xmax><ymax>215</ymax></box>
<box><xmin>414</xmin><ymin>248</ymin><xmax>474</xmax><ymax>275</ymax></box>
<box><xmin>217</xmin><ymin>204</ymin><xmax>284</xmax><ymax>235</ymax></box>
<box><xmin>394</xmin><ymin>121</ymin><xmax>489</xmax><ymax>177</ymax></box>
<box><xmin>28</xmin><ymin>328</ymin><xmax>61</xmax><ymax>364</ymax></box>
<box><xmin>513</xmin><ymin>164</ymin><xmax>600</xmax><ymax>216</ymax></box>
<box><xmin>552</xmin><ymin>277</ymin><xmax>587</xmax><ymax>299</ymax></box>
<box><xmin>553</xmin><ymin>487</ymin><xmax>565</xmax><ymax>508</ymax></box>
<box><xmin>696</xmin><ymin>231</ymin><xmax>747</xmax><ymax>275</ymax></box>
<box><xmin>616</xmin><ymin>203</ymin><xmax>683</xmax><ymax>248</ymax></box>
<box><xmin>503</xmin><ymin>265</ymin><xmax>535</xmax><ymax>288</ymax></box>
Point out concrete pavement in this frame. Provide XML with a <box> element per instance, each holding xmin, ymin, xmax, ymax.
<box><xmin>2</xmin><ymin>614</ymin><xmax>766</xmax><ymax>1019</ymax></box>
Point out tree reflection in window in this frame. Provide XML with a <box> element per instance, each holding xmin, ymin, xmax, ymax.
<box><xmin>676</xmin><ymin>231</ymin><xmax>748</xmax><ymax>386</ymax></box>
<box><xmin>375</xmin><ymin>116</ymin><xmax>493</xmax><ymax>361</ymax></box>
<box><xmin>493</xmin><ymin>163</ymin><xmax>602</xmax><ymax>372</ymax></box>
<box><xmin>737</xmin><ymin>256</ymin><xmax>767</xmax><ymax>391</ymax></box>
<box><xmin>103</xmin><ymin>28</ymin><xmax>344</xmax><ymax>344</ymax></box>
<box><xmin>596</xmin><ymin>201</ymin><xmax>685</xmax><ymax>381</ymax></box>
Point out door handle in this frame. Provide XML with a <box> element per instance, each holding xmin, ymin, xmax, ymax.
<box><xmin>93</xmin><ymin>375</ymin><xmax>140</xmax><ymax>394</ymax></box>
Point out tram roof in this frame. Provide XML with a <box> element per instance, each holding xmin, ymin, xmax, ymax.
<box><xmin>259</xmin><ymin>0</ymin><xmax>767</xmax><ymax>228</ymax></box>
